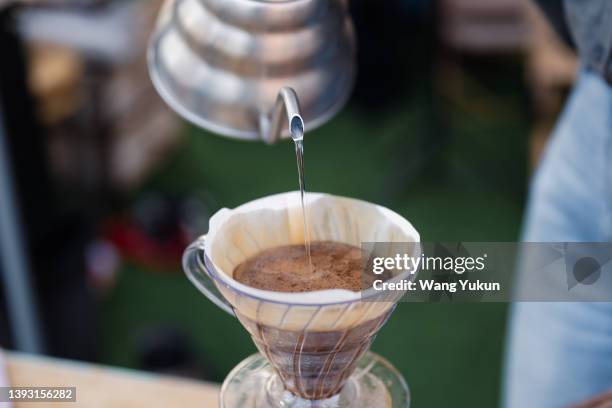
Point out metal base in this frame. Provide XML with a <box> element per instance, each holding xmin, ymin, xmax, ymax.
<box><xmin>219</xmin><ymin>352</ymin><xmax>410</xmax><ymax>408</ymax></box>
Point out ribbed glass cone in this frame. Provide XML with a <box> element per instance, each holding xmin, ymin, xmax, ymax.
<box><xmin>235</xmin><ymin>304</ymin><xmax>394</xmax><ymax>400</ymax></box>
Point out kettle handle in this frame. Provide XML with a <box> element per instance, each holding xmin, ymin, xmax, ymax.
<box><xmin>260</xmin><ymin>87</ymin><xmax>305</xmax><ymax>144</ymax></box>
<box><xmin>182</xmin><ymin>235</ymin><xmax>235</xmax><ymax>316</ymax></box>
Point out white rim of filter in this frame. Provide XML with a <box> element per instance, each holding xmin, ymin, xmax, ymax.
<box><xmin>204</xmin><ymin>191</ymin><xmax>421</xmax><ymax>305</ymax></box>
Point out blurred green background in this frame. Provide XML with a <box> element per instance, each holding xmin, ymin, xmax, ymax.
<box><xmin>100</xmin><ymin>59</ymin><xmax>529</xmax><ymax>407</ymax></box>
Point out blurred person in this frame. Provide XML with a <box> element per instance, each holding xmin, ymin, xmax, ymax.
<box><xmin>503</xmin><ymin>1</ymin><xmax>612</xmax><ymax>407</ymax></box>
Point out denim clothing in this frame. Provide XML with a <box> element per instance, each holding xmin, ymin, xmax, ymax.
<box><xmin>503</xmin><ymin>69</ymin><xmax>612</xmax><ymax>407</ymax></box>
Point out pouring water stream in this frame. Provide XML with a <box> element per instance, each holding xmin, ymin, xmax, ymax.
<box><xmin>264</xmin><ymin>87</ymin><xmax>313</xmax><ymax>270</ymax></box>
<box><xmin>290</xmin><ymin>117</ymin><xmax>313</xmax><ymax>270</ymax></box>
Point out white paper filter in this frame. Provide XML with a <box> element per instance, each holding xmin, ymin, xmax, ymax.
<box><xmin>205</xmin><ymin>192</ymin><xmax>420</xmax><ymax>304</ymax></box>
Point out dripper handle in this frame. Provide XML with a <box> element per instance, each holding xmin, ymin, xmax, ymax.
<box><xmin>259</xmin><ymin>87</ymin><xmax>305</xmax><ymax>144</ymax></box>
<box><xmin>182</xmin><ymin>235</ymin><xmax>235</xmax><ymax>316</ymax></box>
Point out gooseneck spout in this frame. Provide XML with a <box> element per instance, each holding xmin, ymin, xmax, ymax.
<box><xmin>260</xmin><ymin>87</ymin><xmax>305</xmax><ymax>144</ymax></box>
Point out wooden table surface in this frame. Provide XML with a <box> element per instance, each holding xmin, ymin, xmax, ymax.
<box><xmin>3</xmin><ymin>352</ymin><xmax>219</xmax><ymax>407</ymax></box>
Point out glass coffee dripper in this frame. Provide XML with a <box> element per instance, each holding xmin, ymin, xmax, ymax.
<box><xmin>183</xmin><ymin>192</ymin><xmax>419</xmax><ymax>407</ymax></box>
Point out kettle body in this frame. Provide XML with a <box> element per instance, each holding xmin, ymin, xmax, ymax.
<box><xmin>148</xmin><ymin>0</ymin><xmax>356</xmax><ymax>142</ymax></box>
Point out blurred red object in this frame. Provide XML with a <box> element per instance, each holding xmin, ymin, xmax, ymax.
<box><xmin>99</xmin><ymin>192</ymin><xmax>212</xmax><ymax>273</ymax></box>
<box><xmin>103</xmin><ymin>217</ymin><xmax>188</xmax><ymax>272</ymax></box>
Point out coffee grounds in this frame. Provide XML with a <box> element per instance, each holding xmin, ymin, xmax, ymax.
<box><xmin>233</xmin><ymin>241</ymin><xmax>371</xmax><ymax>292</ymax></box>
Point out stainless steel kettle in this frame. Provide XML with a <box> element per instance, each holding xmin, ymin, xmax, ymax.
<box><xmin>147</xmin><ymin>0</ymin><xmax>356</xmax><ymax>143</ymax></box>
